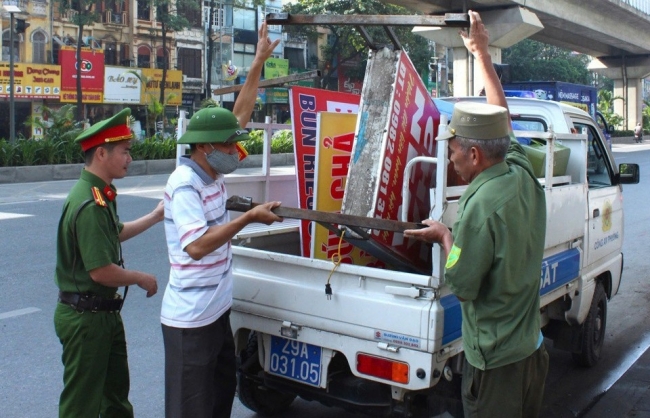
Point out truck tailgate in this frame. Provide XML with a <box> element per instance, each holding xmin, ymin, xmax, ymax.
<box><xmin>232</xmin><ymin>246</ymin><xmax>437</xmax><ymax>351</ymax></box>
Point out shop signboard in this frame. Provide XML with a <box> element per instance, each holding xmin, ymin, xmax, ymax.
<box><xmin>60</xmin><ymin>47</ymin><xmax>104</xmax><ymax>103</ymax></box>
<box><xmin>264</xmin><ymin>87</ymin><xmax>289</xmax><ymax>104</ymax></box>
<box><xmin>141</xmin><ymin>68</ymin><xmax>182</xmax><ymax>106</ymax></box>
<box><xmin>0</xmin><ymin>62</ymin><xmax>61</xmax><ymax>99</ymax></box>
<box><xmin>312</xmin><ymin>112</ymin><xmax>384</xmax><ymax>268</ymax></box>
<box><xmin>264</xmin><ymin>57</ymin><xmax>289</xmax><ymax>79</ymax></box>
<box><xmin>289</xmin><ymin>86</ymin><xmax>360</xmax><ymax>257</ymax></box>
<box><xmin>104</xmin><ymin>66</ymin><xmax>141</xmax><ymax>104</ymax></box>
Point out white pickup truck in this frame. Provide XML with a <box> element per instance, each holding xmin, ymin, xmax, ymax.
<box><xmin>230</xmin><ymin>97</ymin><xmax>640</xmax><ymax>417</ymax></box>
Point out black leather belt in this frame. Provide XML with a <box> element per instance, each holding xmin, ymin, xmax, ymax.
<box><xmin>58</xmin><ymin>291</ymin><xmax>124</xmax><ymax>313</ymax></box>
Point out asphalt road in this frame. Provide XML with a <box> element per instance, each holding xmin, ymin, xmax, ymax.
<box><xmin>1</xmin><ymin>144</ymin><xmax>649</xmax><ymax>417</ymax></box>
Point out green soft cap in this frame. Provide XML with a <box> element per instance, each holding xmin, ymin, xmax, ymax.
<box><xmin>437</xmin><ymin>102</ymin><xmax>509</xmax><ymax>141</ymax></box>
<box><xmin>178</xmin><ymin>107</ymin><xmax>250</xmax><ymax>144</ymax></box>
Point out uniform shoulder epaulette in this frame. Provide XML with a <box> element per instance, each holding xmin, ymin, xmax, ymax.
<box><xmin>91</xmin><ymin>186</ymin><xmax>107</xmax><ymax>207</ymax></box>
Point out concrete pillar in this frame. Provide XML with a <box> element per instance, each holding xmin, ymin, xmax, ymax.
<box><xmin>451</xmin><ymin>46</ymin><xmax>502</xmax><ymax>97</ymax></box>
<box><xmin>590</xmin><ymin>57</ymin><xmax>650</xmax><ymax>129</ymax></box>
<box><xmin>613</xmin><ymin>77</ymin><xmax>644</xmax><ymax>129</ymax></box>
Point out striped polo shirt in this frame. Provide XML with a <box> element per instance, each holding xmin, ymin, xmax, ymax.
<box><xmin>161</xmin><ymin>156</ymin><xmax>233</xmax><ymax>328</ymax></box>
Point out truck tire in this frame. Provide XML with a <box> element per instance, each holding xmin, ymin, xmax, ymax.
<box><xmin>572</xmin><ymin>282</ymin><xmax>607</xmax><ymax>367</ymax></box>
<box><xmin>237</xmin><ymin>333</ymin><xmax>296</xmax><ymax>416</ymax></box>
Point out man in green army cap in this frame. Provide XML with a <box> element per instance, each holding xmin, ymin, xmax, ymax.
<box><xmin>405</xmin><ymin>11</ymin><xmax>548</xmax><ymax>417</ymax></box>
<box><xmin>54</xmin><ymin>107</ymin><xmax>164</xmax><ymax>417</ymax></box>
<box><xmin>160</xmin><ymin>22</ymin><xmax>282</xmax><ymax>418</ymax></box>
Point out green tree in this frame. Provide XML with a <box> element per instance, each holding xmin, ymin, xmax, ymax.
<box><xmin>282</xmin><ymin>0</ymin><xmax>431</xmax><ymax>90</ymax></box>
<box><xmin>503</xmin><ymin>39</ymin><xmax>592</xmax><ymax>84</ymax></box>
<box><xmin>56</xmin><ymin>0</ymin><xmax>101</xmax><ymax>122</ymax></box>
<box><xmin>597</xmin><ymin>89</ymin><xmax>624</xmax><ymax>129</ymax></box>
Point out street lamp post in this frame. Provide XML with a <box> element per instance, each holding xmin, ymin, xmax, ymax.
<box><xmin>3</xmin><ymin>4</ymin><xmax>21</xmax><ymax>143</ymax></box>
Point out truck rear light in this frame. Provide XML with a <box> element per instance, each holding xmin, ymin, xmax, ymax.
<box><xmin>356</xmin><ymin>353</ymin><xmax>409</xmax><ymax>384</ymax></box>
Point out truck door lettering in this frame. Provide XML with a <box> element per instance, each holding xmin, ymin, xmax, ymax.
<box><xmin>540</xmin><ymin>261</ymin><xmax>559</xmax><ymax>289</ymax></box>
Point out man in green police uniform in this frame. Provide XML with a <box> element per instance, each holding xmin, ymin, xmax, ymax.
<box><xmin>54</xmin><ymin>108</ymin><xmax>163</xmax><ymax>418</ymax></box>
<box><xmin>405</xmin><ymin>11</ymin><xmax>549</xmax><ymax>418</ymax></box>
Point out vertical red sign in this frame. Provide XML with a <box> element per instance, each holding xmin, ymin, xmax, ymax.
<box><xmin>60</xmin><ymin>47</ymin><xmax>105</xmax><ymax>91</ymax></box>
<box><xmin>288</xmin><ymin>86</ymin><xmax>360</xmax><ymax>257</ymax></box>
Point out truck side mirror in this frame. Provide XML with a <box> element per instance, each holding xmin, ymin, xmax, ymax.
<box><xmin>618</xmin><ymin>163</ymin><xmax>640</xmax><ymax>184</ymax></box>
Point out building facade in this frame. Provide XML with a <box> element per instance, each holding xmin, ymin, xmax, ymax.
<box><xmin>0</xmin><ymin>0</ymin><xmax>319</xmax><ymax>141</ymax></box>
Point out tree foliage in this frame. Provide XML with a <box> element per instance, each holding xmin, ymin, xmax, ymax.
<box><xmin>597</xmin><ymin>89</ymin><xmax>624</xmax><ymax>129</ymax></box>
<box><xmin>502</xmin><ymin>39</ymin><xmax>592</xmax><ymax>84</ymax></box>
<box><xmin>282</xmin><ymin>0</ymin><xmax>432</xmax><ymax>89</ymax></box>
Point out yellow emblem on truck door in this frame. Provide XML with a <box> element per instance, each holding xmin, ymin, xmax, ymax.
<box><xmin>602</xmin><ymin>200</ymin><xmax>612</xmax><ymax>232</ymax></box>
<box><xmin>446</xmin><ymin>244</ymin><xmax>461</xmax><ymax>269</ymax></box>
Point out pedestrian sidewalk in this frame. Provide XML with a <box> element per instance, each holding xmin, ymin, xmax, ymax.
<box><xmin>583</xmin><ymin>347</ymin><xmax>650</xmax><ymax>417</ymax></box>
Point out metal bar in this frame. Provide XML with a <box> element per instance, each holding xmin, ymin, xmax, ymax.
<box><xmin>356</xmin><ymin>26</ymin><xmax>376</xmax><ymax>50</ymax></box>
<box><xmin>266</xmin><ymin>13</ymin><xmax>469</xmax><ymax>28</ymax></box>
<box><xmin>212</xmin><ymin>70</ymin><xmax>321</xmax><ymax>95</ymax></box>
<box><xmin>226</xmin><ymin>196</ymin><xmax>425</xmax><ymax>233</ymax></box>
<box><xmin>383</xmin><ymin>26</ymin><xmax>402</xmax><ymax>50</ymax></box>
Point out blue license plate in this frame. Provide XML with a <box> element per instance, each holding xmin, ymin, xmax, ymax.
<box><xmin>269</xmin><ymin>336</ymin><xmax>322</xmax><ymax>387</ymax></box>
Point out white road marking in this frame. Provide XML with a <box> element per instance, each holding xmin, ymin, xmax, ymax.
<box><xmin>0</xmin><ymin>212</ymin><xmax>33</xmax><ymax>220</ymax></box>
<box><xmin>0</xmin><ymin>307</ymin><xmax>41</xmax><ymax>320</ymax></box>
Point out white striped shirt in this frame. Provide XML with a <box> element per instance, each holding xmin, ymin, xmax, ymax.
<box><xmin>161</xmin><ymin>156</ymin><xmax>233</xmax><ymax>328</ymax></box>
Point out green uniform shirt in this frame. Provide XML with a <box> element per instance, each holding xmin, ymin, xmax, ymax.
<box><xmin>55</xmin><ymin>169</ymin><xmax>124</xmax><ymax>298</ymax></box>
<box><xmin>445</xmin><ymin>135</ymin><xmax>546</xmax><ymax>370</ymax></box>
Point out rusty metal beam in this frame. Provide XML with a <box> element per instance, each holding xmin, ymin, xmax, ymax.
<box><xmin>266</xmin><ymin>13</ymin><xmax>469</xmax><ymax>28</ymax></box>
<box><xmin>226</xmin><ymin>196</ymin><xmax>425</xmax><ymax>234</ymax></box>
<box><xmin>212</xmin><ymin>70</ymin><xmax>321</xmax><ymax>95</ymax></box>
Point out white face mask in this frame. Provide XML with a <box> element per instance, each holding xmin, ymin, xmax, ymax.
<box><xmin>205</xmin><ymin>144</ymin><xmax>239</xmax><ymax>174</ymax></box>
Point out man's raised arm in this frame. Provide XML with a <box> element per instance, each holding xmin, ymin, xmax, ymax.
<box><xmin>232</xmin><ymin>22</ymin><xmax>281</xmax><ymax>128</ymax></box>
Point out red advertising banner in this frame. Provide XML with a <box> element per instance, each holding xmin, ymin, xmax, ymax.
<box><xmin>337</xmin><ymin>64</ymin><xmax>363</xmax><ymax>96</ymax></box>
<box><xmin>60</xmin><ymin>47</ymin><xmax>105</xmax><ymax>102</ymax></box>
<box><xmin>368</xmin><ymin>51</ymin><xmax>439</xmax><ymax>268</ymax></box>
<box><xmin>342</xmin><ymin>49</ymin><xmax>456</xmax><ymax>272</ymax></box>
<box><xmin>289</xmin><ymin>86</ymin><xmax>360</xmax><ymax>258</ymax></box>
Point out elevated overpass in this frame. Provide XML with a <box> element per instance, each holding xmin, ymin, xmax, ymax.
<box><xmin>385</xmin><ymin>0</ymin><xmax>650</xmax><ymax>128</ymax></box>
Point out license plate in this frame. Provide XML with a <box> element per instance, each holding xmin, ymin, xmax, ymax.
<box><xmin>268</xmin><ymin>336</ymin><xmax>322</xmax><ymax>387</ymax></box>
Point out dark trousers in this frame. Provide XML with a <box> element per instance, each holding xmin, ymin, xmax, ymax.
<box><xmin>54</xmin><ymin>303</ymin><xmax>133</xmax><ymax>418</ymax></box>
<box><xmin>162</xmin><ymin>310</ymin><xmax>237</xmax><ymax>418</ymax></box>
<box><xmin>462</xmin><ymin>344</ymin><xmax>549</xmax><ymax>418</ymax></box>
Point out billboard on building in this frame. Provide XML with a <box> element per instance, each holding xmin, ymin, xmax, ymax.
<box><xmin>141</xmin><ymin>68</ymin><xmax>182</xmax><ymax>106</ymax></box>
<box><xmin>60</xmin><ymin>47</ymin><xmax>105</xmax><ymax>103</ymax></box>
<box><xmin>104</xmin><ymin>66</ymin><xmax>141</xmax><ymax>104</ymax></box>
<box><xmin>264</xmin><ymin>58</ymin><xmax>289</xmax><ymax>79</ymax></box>
<box><xmin>0</xmin><ymin>63</ymin><xmax>61</xmax><ymax>99</ymax></box>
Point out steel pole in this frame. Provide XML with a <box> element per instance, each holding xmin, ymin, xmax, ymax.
<box><xmin>9</xmin><ymin>12</ymin><xmax>15</xmax><ymax>142</ymax></box>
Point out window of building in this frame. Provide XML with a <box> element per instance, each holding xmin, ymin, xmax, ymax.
<box><xmin>264</xmin><ymin>6</ymin><xmax>282</xmax><ymax>32</ymax></box>
<box><xmin>2</xmin><ymin>30</ymin><xmax>19</xmax><ymax>62</ymax></box>
<box><xmin>32</xmin><ymin>31</ymin><xmax>47</xmax><ymax>64</ymax></box>
<box><xmin>179</xmin><ymin>0</ymin><xmax>201</xmax><ymax>27</ymax></box>
<box><xmin>156</xmin><ymin>47</ymin><xmax>169</xmax><ymax>70</ymax></box>
<box><xmin>203</xmin><ymin>1</ymin><xmax>225</xmax><ymax>27</ymax></box>
<box><xmin>137</xmin><ymin>0</ymin><xmax>150</xmax><ymax>20</ymax></box>
<box><xmin>233</xmin><ymin>42</ymin><xmax>255</xmax><ymax>69</ymax></box>
<box><xmin>137</xmin><ymin>45</ymin><xmax>150</xmax><ymax>68</ymax></box>
<box><xmin>233</xmin><ymin>7</ymin><xmax>256</xmax><ymax>31</ymax></box>
<box><xmin>178</xmin><ymin>48</ymin><xmax>202</xmax><ymax>78</ymax></box>
<box><xmin>105</xmin><ymin>42</ymin><xmax>117</xmax><ymax>65</ymax></box>
<box><xmin>285</xmin><ymin>47</ymin><xmax>305</xmax><ymax>70</ymax></box>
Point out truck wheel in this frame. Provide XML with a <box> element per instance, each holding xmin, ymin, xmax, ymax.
<box><xmin>572</xmin><ymin>282</ymin><xmax>607</xmax><ymax>367</ymax></box>
<box><xmin>237</xmin><ymin>333</ymin><xmax>296</xmax><ymax>416</ymax></box>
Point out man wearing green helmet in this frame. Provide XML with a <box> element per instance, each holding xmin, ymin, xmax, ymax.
<box><xmin>160</xmin><ymin>22</ymin><xmax>282</xmax><ymax>418</ymax></box>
